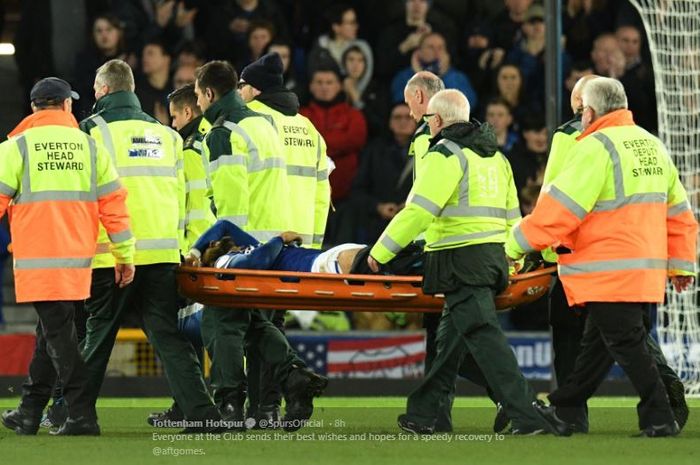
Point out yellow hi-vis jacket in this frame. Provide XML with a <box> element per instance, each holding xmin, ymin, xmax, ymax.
<box><xmin>202</xmin><ymin>91</ymin><xmax>290</xmax><ymax>241</ymax></box>
<box><xmin>181</xmin><ymin>116</ymin><xmax>216</xmax><ymax>250</ymax></box>
<box><xmin>371</xmin><ymin>123</ymin><xmax>520</xmax><ymax>263</ymax></box>
<box><xmin>248</xmin><ymin>99</ymin><xmax>330</xmax><ymax>249</ymax></box>
<box><xmin>80</xmin><ymin>91</ymin><xmax>185</xmax><ymax>267</ymax></box>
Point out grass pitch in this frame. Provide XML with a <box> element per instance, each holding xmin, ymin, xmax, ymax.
<box><xmin>1</xmin><ymin>397</ymin><xmax>698</xmax><ymax>465</ymax></box>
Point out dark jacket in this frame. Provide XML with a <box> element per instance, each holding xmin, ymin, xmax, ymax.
<box><xmin>80</xmin><ymin>91</ymin><xmax>158</xmax><ymax>132</ymax></box>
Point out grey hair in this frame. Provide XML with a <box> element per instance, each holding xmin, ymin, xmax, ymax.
<box><xmin>427</xmin><ymin>89</ymin><xmax>470</xmax><ymax>125</ymax></box>
<box><xmin>95</xmin><ymin>59</ymin><xmax>135</xmax><ymax>93</ymax></box>
<box><xmin>405</xmin><ymin>71</ymin><xmax>445</xmax><ymax>99</ymax></box>
<box><xmin>582</xmin><ymin>77</ymin><xmax>628</xmax><ymax>116</ymax></box>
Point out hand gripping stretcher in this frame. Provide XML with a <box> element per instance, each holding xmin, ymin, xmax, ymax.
<box><xmin>176</xmin><ymin>266</ymin><xmax>557</xmax><ymax>312</ymax></box>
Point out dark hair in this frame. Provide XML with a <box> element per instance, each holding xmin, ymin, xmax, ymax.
<box><xmin>485</xmin><ymin>97</ymin><xmax>513</xmax><ymax>114</ymax></box>
<box><xmin>202</xmin><ymin>237</ymin><xmax>239</xmax><ymax>267</ymax></box>
<box><xmin>92</xmin><ymin>13</ymin><xmax>125</xmax><ymax>55</ymax></box>
<box><xmin>195</xmin><ymin>60</ymin><xmax>237</xmax><ymax>98</ymax></box>
<box><xmin>177</xmin><ymin>40</ymin><xmax>207</xmax><ymax>62</ymax></box>
<box><xmin>520</xmin><ymin>114</ymin><xmax>545</xmax><ymax>132</ymax></box>
<box><xmin>32</xmin><ymin>98</ymin><xmax>64</xmax><ymax>109</ymax></box>
<box><xmin>248</xmin><ymin>19</ymin><xmax>276</xmax><ymax>40</ymax></box>
<box><xmin>168</xmin><ymin>84</ymin><xmax>200</xmax><ymax>113</ymax></box>
<box><xmin>341</xmin><ymin>45</ymin><xmax>365</xmax><ymax>67</ymax></box>
<box><xmin>570</xmin><ymin>59</ymin><xmax>594</xmax><ymax>73</ymax></box>
<box><xmin>311</xmin><ymin>64</ymin><xmax>342</xmax><ymax>83</ymax></box>
<box><xmin>143</xmin><ymin>38</ymin><xmax>172</xmax><ymax>57</ymax></box>
<box><xmin>326</xmin><ymin>4</ymin><xmax>354</xmax><ymax>38</ymax></box>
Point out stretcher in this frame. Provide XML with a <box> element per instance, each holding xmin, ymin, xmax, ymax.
<box><xmin>176</xmin><ymin>265</ymin><xmax>557</xmax><ymax>312</ymax></box>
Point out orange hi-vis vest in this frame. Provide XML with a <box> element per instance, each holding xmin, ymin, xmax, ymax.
<box><xmin>505</xmin><ymin>109</ymin><xmax>698</xmax><ymax>305</ymax></box>
<box><xmin>0</xmin><ymin>110</ymin><xmax>134</xmax><ymax>303</ymax></box>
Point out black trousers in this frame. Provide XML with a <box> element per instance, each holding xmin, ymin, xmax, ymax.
<box><xmin>246</xmin><ymin>309</ymin><xmax>286</xmax><ymax>415</ymax></box>
<box><xmin>20</xmin><ymin>301</ymin><xmax>95</xmax><ymax>420</ymax></box>
<box><xmin>548</xmin><ymin>302</ymin><xmax>675</xmax><ymax>429</ymax></box>
<box><xmin>548</xmin><ymin>276</ymin><xmax>587</xmax><ymax>386</ymax></box>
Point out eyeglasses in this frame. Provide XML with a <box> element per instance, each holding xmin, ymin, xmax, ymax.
<box><xmin>422</xmin><ymin>113</ymin><xmax>436</xmax><ymax>123</ymax></box>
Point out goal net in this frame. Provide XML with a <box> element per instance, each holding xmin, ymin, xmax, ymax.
<box><xmin>629</xmin><ymin>0</ymin><xmax>700</xmax><ymax>396</ymax></box>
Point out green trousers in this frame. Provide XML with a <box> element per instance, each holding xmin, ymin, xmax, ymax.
<box><xmin>82</xmin><ymin>264</ymin><xmax>219</xmax><ymax>421</ymax></box>
<box><xmin>200</xmin><ymin>306</ymin><xmax>304</xmax><ymax>408</ymax></box>
<box><xmin>406</xmin><ymin>285</ymin><xmax>543</xmax><ymax>430</ymax></box>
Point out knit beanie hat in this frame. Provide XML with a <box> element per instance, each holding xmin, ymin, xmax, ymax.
<box><xmin>240</xmin><ymin>52</ymin><xmax>284</xmax><ymax>91</ymax></box>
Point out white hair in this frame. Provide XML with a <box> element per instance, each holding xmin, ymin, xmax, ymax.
<box><xmin>427</xmin><ymin>89</ymin><xmax>470</xmax><ymax>125</ymax></box>
<box><xmin>582</xmin><ymin>77</ymin><xmax>628</xmax><ymax>116</ymax></box>
<box><xmin>405</xmin><ymin>71</ymin><xmax>445</xmax><ymax>99</ymax></box>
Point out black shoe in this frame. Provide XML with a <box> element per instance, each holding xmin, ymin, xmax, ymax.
<box><xmin>635</xmin><ymin>421</ymin><xmax>680</xmax><ymax>438</ymax></box>
<box><xmin>397</xmin><ymin>414</ymin><xmax>435</xmax><ymax>435</ymax></box>
<box><xmin>509</xmin><ymin>427</ymin><xmax>547</xmax><ymax>436</ymax></box>
<box><xmin>2</xmin><ymin>408</ymin><xmax>41</xmax><ymax>435</ymax></box>
<box><xmin>49</xmin><ymin>416</ymin><xmax>100</xmax><ymax>436</ymax></box>
<box><xmin>532</xmin><ymin>401</ymin><xmax>573</xmax><ymax>437</ymax></box>
<box><xmin>41</xmin><ymin>400</ymin><xmax>68</xmax><ymax>428</ymax></box>
<box><xmin>434</xmin><ymin>422</ymin><xmax>452</xmax><ymax>433</ymax></box>
<box><xmin>220</xmin><ymin>402</ymin><xmax>246</xmax><ymax>431</ymax></box>
<box><xmin>667</xmin><ymin>379</ymin><xmax>689</xmax><ymax>430</ymax></box>
<box><xmin>282</xmin><ymin>367</ymin><xmax>328</xmax><ymax>432</ymax></box>
<box><xmin>147</xmin><ymin>405</ymin><xmax>185</xmax><ymax>427</ymax></box>
<box><xmin>249</xmin><ymin>406</ymin><xmax>281</xmax><ymax>430</ymax></box>
<box><xmin>493</xmin><ymin>402</ymin><xmax>511</xmax><ymax>434</ymax></box>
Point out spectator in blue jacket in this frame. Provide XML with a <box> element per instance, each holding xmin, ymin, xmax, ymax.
<box><xmin>390</xmin><ymin>32</ymin><xmax>477</xmax><ymax>108</ymax></box>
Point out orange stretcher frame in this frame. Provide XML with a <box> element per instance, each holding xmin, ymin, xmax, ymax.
<box><xmin>176</xmin><ymin>265</ymin><xmax>557</xmax><ymax>313</ymax></box>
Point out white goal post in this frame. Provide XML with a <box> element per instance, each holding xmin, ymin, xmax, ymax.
<box><xmin>629</xmin><ymin>0</ymin><xmax>700</xmax><ymax>396</ymax></box>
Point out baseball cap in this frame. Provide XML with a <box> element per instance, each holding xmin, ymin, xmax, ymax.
<box><xmin>30</xmin><ymin>77</ymin><xmax>80</xmax><ymax>102</ymax></box>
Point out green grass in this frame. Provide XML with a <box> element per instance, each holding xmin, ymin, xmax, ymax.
<box><xmin>1</xmin><ymin>397</ymin><xmax>698</xmax><ymax>465</ymax></box>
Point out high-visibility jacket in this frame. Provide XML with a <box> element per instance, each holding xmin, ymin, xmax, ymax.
<box><xmin>248</xmin><ymin>98</ymin><xmax>330</xmax><ymax>249</ymax></box>
<box><xmin>371</xmin><ymin>122</ymin><xmax>521</xmax><ymax>263</ymax></box>
<box><xmin>180</xmin><ymin>115</ymin><xmax>216</xmax><ymax>250</ymax></box>
<box><xmin>0</xmin><ymin>110</ymin><xmax>134</xmax><ymax>302</ymax></box>
<box><xmin>506</xmin><ymin>109</ymin><xmax>698</xmax><ymax>305</ymax></box>
<box><xmin>202</xmin><ymin>91</ymin><xmax>290</xmax><ymax>241</ymax></box>
<box><xmin>540</xmin><ymin>115</ymin><xmax>582</xmax><ymax>263</ymax></box>
<box><xmin>80</xmin><ymin>91</ymin><xmax>185</xmax><ymax>267</ymax></box>
<box><xmin>408</xmin><ymin>120</ymin><xmax>431</xmax><ymax>181</ymax></box>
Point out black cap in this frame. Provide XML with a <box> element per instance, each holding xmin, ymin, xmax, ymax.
<box><xmin>240</xmin><ymin>53</ymin><xmax>284</xmax><ymax>92</ymax></box>
<box><xmin>30</xmin><ymin>77</ymin><xmax>80</xmax><ymax>102</ymax></box>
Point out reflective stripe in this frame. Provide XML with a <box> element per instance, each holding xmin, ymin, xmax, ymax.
<box><xmin>108</xmin><ymin>229</ymin><xmax>133</xmax><ymax>243</ymax></box>
<box><xmin>287</xmin><ymin>165</ymin><xmax>317</xmax><ymax>177</ymax></box>
<box><xmin>246</xmin><ymin>230</ymin><xmax>282</xmax><ymax>241</ymax></box>
<box><xmin>92</xmin><ymin>116</ymin><xmax>117</xmax><ymax>162</ymax></box>
<box><xmin>668</xmin><ymin>259</ymin><xmax>696</xmax><ymax>273</ymax></box>
<box><xmin>222</xmin><ymin>121</ymin><xmax>286</xmax><ymax>173</ymax></box>
<box><xmin>186</xmin><ymin>209</ymin><xmax>209</xmax><ymax>221</ymax></box>
<box><xmin>193</xmin><ymin>140</ymin><xmax>203</xmax><ymax>151</ymax></box>
<box><xmin>668</xmin><ymin>200</ymin><xmax>691</xmax><ymax>217</ymax></box>
<box><xmin>434</xmin><ymin>139</ymin><xmax>469</xmax><ymax>218</ymax></box>
<box><xmin>87</xmin><ymin>135</ymin><xmax>98</xmax><ymax>194</ymax></box>
<box><xmin>118</xmin><ymin>166</ymin><xmax>176</xmax><ymax>177</ymax></box>
<box><xmin>178</xmin><ymin>219</ymin><xmax>186</xmax><ymax>230</ymax></box>
<box><xmin>441</xmin><ymin>205</ymin><xmax>508</xmax><ymax>218</ymax></box>
<box><xmin>559</xmin><ymin>258</ymin><xmax>668</xmax><ymax>276</ymax></box>
<box><xmin>220</xmin><ymin>215</ymin><xmax>248</xmax><ymax>227</ymax></box>
<box><xmin>429</xmin><ymin>229</ymin><xmax>504</xmax><ymax>248</ymax></box>
<box><xmin>317</xmin><ymin>169</ymin><xmax>329</xmax><ymax>181</ymax></box>
<box><xmin>97</xmin><ymin>179</ymin><xmax>122</xmax><ymax>197</ymax></box>
<box><xmin>176</xmin><ymin>159</ymin><xmax>184</xmax><ymax>170</ymax></box>
<box><xmin>185</xmin><ymin>179</ymin><xmax>208</xmax><ymax>192</ymax></box>
<box><xmin>592</xmin><ymin>132</ymin><xmax>625</xmax><ymax>200</ymax></box>
<box><xmin>135</xmin><ymin>238</ymin><xmax>179</xmax><ymax>250</ymax></box>
<box><xmin>210</xmin><ymin>154</ymin><xmax>246</xmax><ymax>172</ymax></box>
<box><xmin>313</xmin><ymin>233</ymin><xmax>325</xmax><ymax>245</ymax></box>
<box><xmin>95</xmin><ymin>243</ymin><xmax>110</xmax><ymax>254</ymax></box>
<box><xmin>297</xmin><ymin>233</ymin><xmax>313</xmax><ymax>244</ymax></box>
<box><xmin>14</xmin><ymin>191</ymin><xmax>96</xmax><ymax>203</ymax></box>
<box><xmin>15</xmin><ymin>135</ymin><xmax>31</xmax><ymax>197</ymax></box>
<box><xmin>512</xmin><ymin>224</ymin><xmax>535</xmax><ymax>253</ymax></box>
<box><xmin>0</xmin><ymin>180</ymin><xmax>15</xmax><ymax>197</ymax></box>
<box><xmin>15</xmin><ymin>257</ymin><xmax>92</xmax><ymax>269</ymax></box>
<box><xmin>593</xmin><ymin>192</ymin><xmax>667</xmax><ymax>212</ymax></box>
<box><xmin>546</xmin><ymin>185</ymin><xmax>587</xmax><ymax>220</ymax></box>
<box><xmin>506</xmin><ymin>208</ymin><xmax>521</xmax><ymax>220</ymax></box>
<box><xmin>411</xmin><ymin>194</ymin><xmax>442</xmax><ymax>216</ymax></box>
<box><xmin>380</xmin><ymin>234</ymin><xmax>403</xmax><ymax>255</ymax></box>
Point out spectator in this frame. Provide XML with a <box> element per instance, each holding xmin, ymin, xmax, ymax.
<box><xmin>563</xmin><ymin>0</ymin><xmax>615</xmax><ymax>61</ymax></box>
<box><xmin>342</xmin><ymin>45</ymin><xmax>388</xmax><ymax>138</ymax></box>
<box><xmin>205</xmin><ymin>0</ymin><xmax>288</xmax><ymax>64</ymax></box>
<box><xmin>485</xmin><ymin>98</ymin><xmax>520</xmax><ymax>156</ymax></box>
<box><xmin>488</xmin><ymin>63</ymin><xmax>531</xmax><ymax>126</ymax></box>
<box><xmin>590</xmin><ymin>33</ymin><xmax>626</xmax><ymax>78</ymax></box>
<box><xmin>459</xmin><ymin>21</ymin><xmax>503</xmax><ymax>98</ymax></box>
<box><xmin>349</xmin><ymin>103</ymin><xmax>417</xmax><ymax>244</ymax></box>
<box><xmin>113</xmin><ymin>0</ymin><xmax>197</xmax><ymax>55</ymax></box>
<box><xmin>74</xmin><ymin>14</ymin><xmax>135</xmax><ymax>119</ymax></box>
<box><xmin>506</xmin><ymin>115</ymin><xmax>548</xmax><ymax>195</ymax></box>
<box><xmin>235</xmin><ymin>20</ymin><xmax>276</xmax><ymax>71</ymax></box>
<box><xmin>506</xmin><ymin>4</ymin><xmax>571</xmax><ymax>105</ymax></box>
<box><xmin>268</xmin><ymin>41</ymin><xmax>306</xmax><ymax>102</ymax></box>
<box><xmin>562</xmin><ymin>60</ymin><xmax>594</xmax><ymax>120</ymax></box>
<box><xmin>173</xmin><ymin>64</ymin><xmax>196</xmax><ymax>89</ymax></box>
<box><xmin>491</xmin><ymin>0</ymin><xmax>533</xmax><ymax>51</ymax></box>
<box><xmin>616</xmin><ymin>24</ymin><xmax>657</xmax><ymax>132</ymax></box>
<box><xmin>391</xmin><ymin>32</ymin><xmax>477</xmax><ymax>108</ymax></box>
<box><xmin>307</xmin><ymin>4</ymin><xmax>374</xmax><ymax>80</ymax></box>
<box><xmin>176</xmin><ymin>40</ymin><xmax>206</xmax><ymax>68</ymax></box>
<box><xmin>376</xmin><ymin>0</ymin><xmax>457</xmax><ymax>79</ymax></box>
<box><xmin>135</xmin><ymin>40</ymin><xmax>174</xmax><ymax>124</ymax></box>
<box><xmin>300</xmin><ymin>67</ymin><xmax>367</xmax><ymax>204</ymax></box>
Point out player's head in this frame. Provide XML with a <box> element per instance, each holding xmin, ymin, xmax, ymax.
<box><xmin>202</xmin><ymin>237</ymin><xmax>242</xmax><ymax>266</ymax></box>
